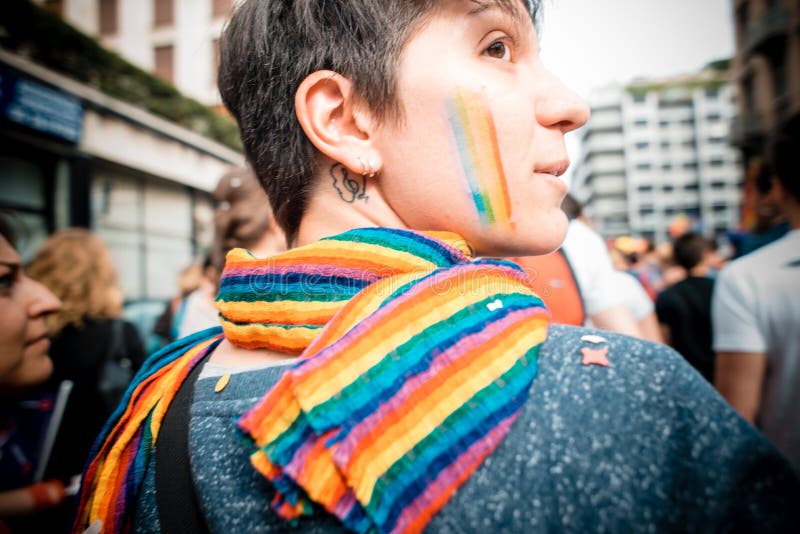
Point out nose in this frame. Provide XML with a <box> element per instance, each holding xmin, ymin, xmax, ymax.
<box><xmin>25</xmin><ymin>276</ymin><xmax>61</xmax><ymax>319</ymax></box>
<box><xmin>535</xmin><ymin>68</ymin><xmax>590</xmax><ymax>134</ymax></box>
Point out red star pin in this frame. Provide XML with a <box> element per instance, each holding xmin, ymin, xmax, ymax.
<box><xmin>581</xmin><ymin>346</ymin><xmax>609</xmax><ymax>367</ymax></box>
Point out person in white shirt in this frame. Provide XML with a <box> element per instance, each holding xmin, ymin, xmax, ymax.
<box><xmin>713</xmin><ymin>117</ymin><xmax>800</xmax><ymax>473</ymax></box>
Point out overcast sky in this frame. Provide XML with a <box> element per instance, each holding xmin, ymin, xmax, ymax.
<box><xmin>536</xmin><ymin>0</ymin><xmax>736</xmax><ymax>183</ymax></box>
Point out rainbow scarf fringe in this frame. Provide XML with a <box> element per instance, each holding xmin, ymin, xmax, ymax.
<box><xmin>73</xmin><ymin>228</ymin><xmax>549</xmax><ymax>534</ymax></box>
<box><xmin>233</xmin><ymin>229</ymin><xmax>549</xmax><ymax>533</ymax></box>
<box><xmin>73</xmin><ymin>328</ymin><xmax>224</xmax><ymax>533</ymax></box>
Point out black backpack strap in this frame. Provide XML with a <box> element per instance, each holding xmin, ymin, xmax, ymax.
<box><xmin>156</xmin><ymin>349</ymin><xmax>215</xmax><ymax>534</ymax></box>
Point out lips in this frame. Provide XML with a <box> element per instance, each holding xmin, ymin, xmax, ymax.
<box><xmin>534</xmin><ymin>159</ymin><xmax>570</xmax><ymax>178</ymax></box>
<box><xmin>25</xmin><ymin>329</ymin><xmax>51</xmax><ymax>348</ymax></box>
<box><xmin>534</xmin><ymin>171</ymin><xmax>568</xmax><ymax>194</ymax></box>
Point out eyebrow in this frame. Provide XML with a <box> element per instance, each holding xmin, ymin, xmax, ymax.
<box><xmin>468</xmin><ymin>0</ymin><xmax>533</xmax><ymax>23</ymax></box>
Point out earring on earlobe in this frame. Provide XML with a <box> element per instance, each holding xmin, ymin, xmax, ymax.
<box><xmin>367</xmin><ymin>159</ymin><xmax>377</xmax><ymax>178</ymax></box>
<box><xmin>357</xmin><ymin>156</ymin><xmax>369</xmax><ymax>179</ymax></box>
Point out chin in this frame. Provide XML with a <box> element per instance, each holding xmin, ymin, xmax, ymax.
<box><xmin>471</xmin><ymin>217</ymin><xmax>568</xmax><ymax>258</ymax></box>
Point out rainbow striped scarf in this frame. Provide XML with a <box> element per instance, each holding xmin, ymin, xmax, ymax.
<box><xmin>231</xmin><ymin>228</ymin><xmax>549</xmax><ymax>533</ymax></box>
<box><xmin>73</xmin><ymin>228</ymin><xmax>548</xmax><ymax>534</ymax></box>
<box><xmin>73</xmin><ymin>328</ymin><xmax>225</xmax><ymax>532</ymax></box>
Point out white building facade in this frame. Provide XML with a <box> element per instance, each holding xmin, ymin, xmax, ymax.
<box><xmin>37</xmin><ymin>0</ymin><xmax>234</xmax><ymax>106</ymax></box>
<box><xmin>0</xmin><ymin>49</ymin><xmax>242</xmax><ymax>301</ymax></box>
<box><xmin>572</xmin><ymin>70</ymin><xmax>743</xmax><ymax>244</ymax></box>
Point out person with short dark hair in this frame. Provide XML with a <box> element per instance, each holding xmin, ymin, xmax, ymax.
<box><xmin>655</xmin><ymin>232</ymin><xmax>721</xmax><ymax>381</ymax></box>
<box><xmin>74</xmin><ymin>2</ymin><xmax>799</xmax><ymax>532</ymax></box>
<box><xmin>714</xmin><ymin>116</ymin><xmax>800</xmax><ymax>474</ymax></box>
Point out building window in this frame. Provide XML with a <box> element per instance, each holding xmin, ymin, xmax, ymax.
<box><xmin>709</xmin><ymin>158</ymin><xmax>725</xmax><ymax>167</ymax></box>
<box><xmin>681</xmin><ymin>139</ymin><xmax>696</xmax><ymax>148</ymax></box>
<box><xmin>633</xmin><ymin>93</ymin><xmax>646</xmax><ymax>103</ymax></box>
<box><xmin>154</xmin><ymin>45</ymin><xmax>174</xmax><ymax>82</ymax></box>
<box><xmin>212</xmin><ymin>0</ymin><xmax>233</xmax><ymax>18</ymax></box>
<box><xmin>706</xmin><ymin>112</ymin><xmax>722</xmax><ymax>122</ymax></box>
<box><xmin>640</xmin><ymin>207</ymin><xmax>655</xmax><ymax>216</ymax></box>
<box><xmin>659</xmin><ymin>119</ymin><xmax>669</xmax><ymax>127</ymax></box>
<box><xmin>99</xmin><ymin>0</ymin><xmax>117</xmax><ymax>35</ymax></box>
<box><xmin>708</xmin><ymin>136</ymin><xmax>727</xmax><ymax>145</ymax></box>
<box><xmin>679</xmin><ymin>118</ymin><xmax>694</xmax><ymax>126</ymax></box>
<box><xmin>660</xmin><ymin>140</ymin><xmax>670</xmax><ymax>149</ymax></box>
<box><xmin>685</xmin><ymin>183</ymin><xmax>699</xmax><ymax>191</ymax></box>
<box><xmin>711</xmin><ymin>181</ymin><xmax>726</xmax><ymax>189</ymax></box>
<box><xmin>705</xmin><ymin>87</ymin><xmax>719</xmax><ymax>99</ymax></box>
<box><xmin>154</xmin><ymin>0</ymin><xmax>174</xmax><ymax>27</ymax></box>
<box><xmin>638</xmin><ymin>185</ymin><xmax>653</xmax><ymax>192</ymax></box>
<box><xmin>663</xmin><ymin>185</ymin><xmax>674</xmax><ymax>192</ymax></box>
<box><xmin>712</xmin><ymin>204</ymin><xmax>727</xmax><ymax>213</ymax></box>
<box><xmin>635</xmin><ymin>163</ymin><xmax>651</xmax><ymax>171</ymax></box>
<box><xmin>634</xmin><ymin>119</ymin><xmax>648</xmax><ymax>127</ymax></box>
<box><xmin>635</xmin><ymin>141</ymin><xmax>649</xmax><ymax>150</ymax></box>
<box><xmin>683</xmin><ymin>162</ymin><xmax>698</xmax><ymax>170</ymax></box>
<box><xmin>661</xmin><ymin>162</ymin><xmax>673</xmax><ymax>171</ymax></box>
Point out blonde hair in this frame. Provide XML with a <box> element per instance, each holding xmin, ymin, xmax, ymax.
<box><xmin>27</xmin><ymin>228</ymin><xmax>123</xmax><ymax>334</ymax></box>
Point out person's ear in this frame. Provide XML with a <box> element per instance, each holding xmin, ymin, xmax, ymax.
<box><xmin>295</xmin><ymin>70</ymin><xmax>382</xmax><ymax>177</ymax></box>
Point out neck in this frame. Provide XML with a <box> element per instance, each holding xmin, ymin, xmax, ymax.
<box><xmin>294</xmin><ymin>176</ymin><xmax>408</xmax><ymax>248</ymax></box>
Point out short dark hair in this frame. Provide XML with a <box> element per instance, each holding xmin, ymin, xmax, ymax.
<box><xmin>561</xmin><ymin>194</ymin><xmax>583</xmax><ymax>220</ymax></box>
<box><xmin>218</xmin><ymin>0</ymin><xmax>540</xmax><ymax>243</ymax></box>
<box><xmin>770</xmin><ymin>115</ymin><xmax>800</xmax><ymax>201</ymax></box>
<box><xmin>672</xmin><ymin>232</ymin><xmax>712</xmax><ymax>271</ymax></box>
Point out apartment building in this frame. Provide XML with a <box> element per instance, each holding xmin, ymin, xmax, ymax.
<box><xmin>37</xmin><ymin>0</ymin><xmax>235</xmax><ymax>107</ymax></box>
<box><xmin>572</xmin><ymin>66</ymin><xmax>743</xmax><ymax>244</ymax></box>
<box><xmin>731</xmin><ymin>0</ymin><xmax>800</xmax><ymax>158</ymax></box>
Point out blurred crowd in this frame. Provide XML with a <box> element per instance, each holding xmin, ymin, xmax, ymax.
<box><xmin>1</xmin><ymin>122</ymin><xmax>798</xmax><ymax>531</ymax></box>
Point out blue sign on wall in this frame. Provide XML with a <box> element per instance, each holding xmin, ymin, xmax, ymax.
<box><xmin>0</xmin><ymin>65</ymin><xmax>84</xmax><ymax>144</ymax></box>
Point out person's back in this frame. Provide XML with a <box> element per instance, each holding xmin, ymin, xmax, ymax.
<box><xmin>655</xmin><ymin>233</ymin><xmax>720</xmax><ymax>382</ymax></box>
<box><xmin>656</xmin><ymin>276</ymin><xmax>714</xmax><ymax>378</ymax></box>
<box><xmin>41</xmin><ymin>317</ymin><xmax>144</xmax><ymax>482</ymax></box>
<box><xmin>131</xmin><ymin>324</ymin><xmax>795</xmax><ymax>533</ymax></box>
<box><xmin>713</xmin><ymin>117</ymin><xmax>800</xmax><ymax>474</ymax></box>
<box><xmin>714</xmin><ymin>230</ymin><xmax>800</xmax><ymax>469</ymax></box>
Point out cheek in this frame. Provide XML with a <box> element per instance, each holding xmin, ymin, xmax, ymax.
<box><xmin>440</xmin><ymin>87</ymin><xmax>514</xmax><ymax>230</ymax></box>
<box><xmin>0</xmin><ymin>303</ymin><xmax>28</xmax><ymax>380</ymax></box>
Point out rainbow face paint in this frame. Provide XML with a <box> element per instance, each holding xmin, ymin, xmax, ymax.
<box><xmin>443</xmin><ymin>87</ymin><xmax>513</xmax><ymax>229</ymax></box>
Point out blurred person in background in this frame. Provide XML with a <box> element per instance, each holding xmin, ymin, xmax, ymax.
<box><xmin>731</xmin><ymin>159</ymin><xmax>790</xmax><ymax>259</ymax></box>
<box><xmin>177</xmin><ymin>166</ymin><xmax>286</xmax><ymax>338</ymax></box>
<box><xmin>25</xmin><ymin>229</ymin><xmax>145</xmax><ymax>505</ymax></box>
<box><xmin>514</xmin><ymin>194</ymin><xmax>645</xmax><ymax>338</ymax></box>
<box><xmin>609</xmin><ymin>269</ymin><xmax>663</xmax><ymax>343</ymax></box>
<box><xmin>613</xmin><ymin>236</ymin><xmax>663</xmax><ymax>300</ymax></box>
<box><xmin>713</xmin><ymin>117</ymin><xmax>800</xmax><ymax>474</ymax></box>
<box><xmin>0</xmin><ymin>216</ymin><xmax>65</xmax><ymax>530</ymax></box>
<box><xmin>656</xmin><ymin>232</ymin><xmax>722</xmax><ymax>382</ymax></box>
<box><xmin>151</xmin><ymin>259</ymin><xmax>206</xmax><ymax>350</ymax></box>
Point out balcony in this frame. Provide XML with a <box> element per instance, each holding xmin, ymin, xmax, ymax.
<box><xmin>744</xmin><ymin>4</ymin><xmax>789</xmax><ymax>56</ymax></box>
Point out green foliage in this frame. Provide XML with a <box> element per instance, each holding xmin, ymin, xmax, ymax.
<box><xmin>0</xmin><ymin>0</ymin><xmax>242</xmax><ymax>152</ymax></box>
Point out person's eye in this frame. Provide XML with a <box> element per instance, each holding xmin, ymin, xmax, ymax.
<box><xmin>483</xmin><ymin>40</ymin><xmax>512</xmax><ymax>61</ymax></box>
<box><xmin>0</xmin><ymin>273</ymin><xmax>14</xmax><ymax>291</ymax></box>
<box><xmin>0</xmin><ymin>266</ymin><xmax>20</xmax><ymax>293</ymax></box>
